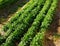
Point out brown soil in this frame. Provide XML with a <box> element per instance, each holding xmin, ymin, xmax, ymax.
<box><xmin>45</xmin><ymin>0</ymin><xmax>60</xmax><ymax>46</ymax></box>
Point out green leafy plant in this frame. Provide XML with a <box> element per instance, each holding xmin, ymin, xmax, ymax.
<box><xmin>18</xmin><ymin>0</ymin><xmax>52</xmax><ymax>46</ymax></box>
<box><xmin>3</xmin><ymin>0</ymin><xmax>45</xmax><ymax>46</ymax></box>
<box><xmin>30</xmin><ymin>0</ymin><xmax>58</xmax><ymax>46</ymax></box>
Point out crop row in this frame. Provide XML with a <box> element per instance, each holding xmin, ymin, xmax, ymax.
<box><xmin>3</xmin><ymin>0</ymin><xmax>35</xmax><ymax>32</ymax></box>
<box><xmin>0</xmin><ymin>0</ymin><xmax>39</xmax><ymax>43</ymax></box>
<box><xmin>3</xmin><ymin>0</ymin><xmax>45</xmax><ymax>46</ymax></box>
<box><xmin>3</xmin><ymin>0</ymin><xmax>39</xmax><ymax>39</ymax></box>
<box><xmin>0</xmin><ymin>0</ymin><xmax>57</xmax><ymax>46</ymax></box>
<box><xmin>30</xmin><ymin>0</ymin><xmax>57</xmax><ymax>46</ymax></box>
<box><xmin>18</xmin><ymin>0</ymin><xmax>52</xmax><ymax>46</ymax></box>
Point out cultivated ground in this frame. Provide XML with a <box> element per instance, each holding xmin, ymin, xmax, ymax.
<box><xmin>0</xmin><ymin>0</ymin><xmax>60</xmax><ymax>46</ymax></box>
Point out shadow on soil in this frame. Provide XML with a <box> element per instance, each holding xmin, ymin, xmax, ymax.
<box><xmin>0</xmin><ymin>0</ymin><xmax>28</xmax><ymax>23</ymax></box>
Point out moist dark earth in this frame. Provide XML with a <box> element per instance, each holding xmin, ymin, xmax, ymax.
<box><xmin>0</xmin><ymin>0</ymin><xmax>60</xmax><ymax>46</ymax></box>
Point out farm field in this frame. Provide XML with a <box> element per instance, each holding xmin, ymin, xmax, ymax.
<box><xmin>0</xmin><ymin>0</ymin><xmax>60</xmax><ymax>46</ymax></box>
